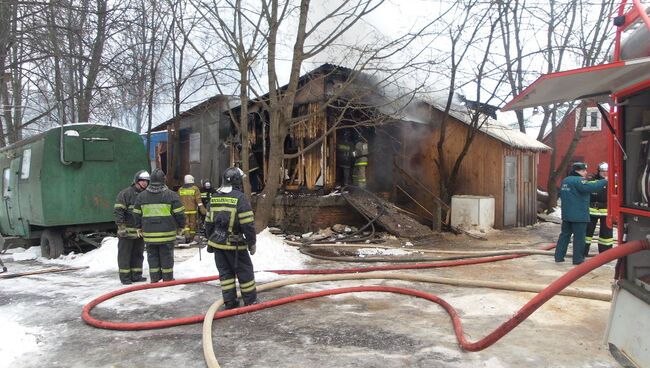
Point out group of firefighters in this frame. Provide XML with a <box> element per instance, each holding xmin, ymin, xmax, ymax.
<box><xmin>113</xmin><ymin>167</ymin><xmax>258</xmax><ymax>308</ymax></box>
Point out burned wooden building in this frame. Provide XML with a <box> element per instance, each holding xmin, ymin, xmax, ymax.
<box><xmin>226</xmin><ymin>64</ymin><xmax>403</xmax><ymax>194</ymax></box>
<box><xmin>227</xmin><ymin>64</ymin><xmax>549</xmax><ymax>230</ymax></box>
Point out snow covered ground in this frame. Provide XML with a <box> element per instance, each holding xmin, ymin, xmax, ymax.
<box><xmin>0</xmin><ymin>224</ymin><xmax>620</xmax><ymax>368</ymax></box>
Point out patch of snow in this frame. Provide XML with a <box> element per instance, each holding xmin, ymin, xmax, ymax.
<box><xmin>441</xmin><ymin>292</ymin><xmax>525</xmax><ymax>317</ymax></box>
<box><xmin>43</xmin><ymin>237</ymin><xmax>125</xmax><ymax>274</ymax></box>
<box><xmin>548</xmin><ymin>206</ymin><xmax>562</xmax><ymax>219</ymax></box>
<box><xmin>10</xmin><ymin>246</ymin><xmax>41</xmax><ymax>261</ymax></box>
<box><xmin>175</xmin><ymin>228</ymin><xmax>311</xmax><ymax>280</ymax></box>
<box><xmin>357</xmin><ymin>247</ymin><xmax>412</xmax><ymax>257</ymax></box>
<box><xmin>0</xmin><ymin>316</ymin><xmax>42</xmax><ymax>368</ymax></box>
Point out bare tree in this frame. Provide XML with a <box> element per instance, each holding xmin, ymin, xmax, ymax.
<box><xmin>432</xmin><ymin>0</ymin><xmax>506</xmax><ymax>205</ymax></box>
<box><xmin>537</xmin><ymin>0</ymin><xmax>615</xmax><ymax>210</ymax></box>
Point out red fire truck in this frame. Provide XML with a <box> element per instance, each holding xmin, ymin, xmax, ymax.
<box><xmin>504</xmin><ymin>1</ymin><xmax>650</xmax><ymax>366</ymax></box>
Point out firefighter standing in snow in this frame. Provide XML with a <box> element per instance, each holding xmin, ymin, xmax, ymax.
<box><xmin>113</xmin><ymin>170</ymin><xmax>150</xmax><ymax>285</ymax></box>
<box><xmin>177</xmin><ymin>174</ymin><xmax>206</xmax><ymax>242</ymax></box>
<box><xmin>133</xmin><ymin>169</ymin><xmax>185</xmax><ymax>282</ymax></box>
<box><xmin>205</xmin><ymin>167</ymin><xmax>257</xmax><ymax>308</ymax></box>
<box><xmin>585</xmin><ymin>162</ymin><xmax>614</xmax><ymax>256</ymax></box>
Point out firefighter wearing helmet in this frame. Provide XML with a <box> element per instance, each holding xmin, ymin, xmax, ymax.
<box><xmin>177</xmin><ymin>174</ymin><xmax>206</xmax><ymax>243</ymax></box>
<box><xmin>133</xmin><ymin>169</ymin><xmax>185</xmax><ymax>283</ymax></box>
<box><xmin>113</xmin><ymin>170</ymin><xmax>150</xmax><ymax>285</ymax></box>
<box><xmin>204</xmin><ymin>167</ymin><xmax>258</xmax><ymax>308</ymax></box>
<box><xmin>585</xmin><ymin>162</ymin><xmax>614</xmax><ymax>256</ymax></box>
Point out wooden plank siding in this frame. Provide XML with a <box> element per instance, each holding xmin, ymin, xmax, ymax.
<box><xmin>398</xmin><ymin>117</ymin><xmax>538</xmax><ymax>229</ymax></box>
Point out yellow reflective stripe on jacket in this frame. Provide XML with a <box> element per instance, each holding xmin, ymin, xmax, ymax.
<box><xmin>114</xmin><ymin>203</ymin><xmax>126</xmax><ymax>209</ymax></box>
<box><xmin>589</xmin><ymin>208</ymin><xmax>607</xmax><ymax>216</ymax></box>
<box><xmin>211</xmin><ymin>197</ymin><xmax>239</xmax><ymax>205</ymax></box>
<box><xmin>207</xmin><ymin>240</ymin><xmax>248</xmax><ymax>251</ymax></box>
<box><xmin>185</xmin><ymin>210</ymin><xmax>197</xmax><ymax>215</ymax></box>
<box><xmin>179</xmin><ymin>188</ymin><xmax>196</xmax><ymax>196</ymax></box>
<box><xmin>355</xmin><ymin>161</ymin><xmax>368</xmax><ymax>166</ymax></box>
<box><xmin>144</xmin><ymin>236</ymin><xmax>176</xmax><ymax>243</ymax></box>
<box><xmin>133</xmin><ymin>208</ymin><xmax>142</xmax><ymax>214</ymax></box>
<box><xmin>143</xmin><ymin>230</ymin><xmax>177</xmax><ymax>243</ymax></box>
<box><xmin>142</xmin><ymin>204</ymin><xmax>172</xmax><ymax>217</ymax></box>
<box><xmin>173</xmin><ymin>206</ymin><xmax>185</xmax><ymax>214</ymax></box>
<box><xmin>209</xmin><ymin>206</ymin><xmax>238</xmax><ymax>234</ymax></box>
<box><xmin>238</xmin><ymin>211</ymin><xmax>253</xmax><ymax>219</ymax></box>
<box><xmin>238</xmin><ymin>211</ymin><xmax>254</xmax><ymax>224</ymax></box>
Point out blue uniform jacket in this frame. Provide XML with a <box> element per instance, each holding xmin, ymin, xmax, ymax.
<box><xmin>560</xmin><ymin>172</ymin><xmax>607</xmax><ymax>222</ymax></box>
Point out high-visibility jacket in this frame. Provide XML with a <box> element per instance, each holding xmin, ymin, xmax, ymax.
<box><xmin>588</xmin><ymin>173</ymin><xmax>608</xmax><ymax>216</ymax></box>
<box><xmin>560</xmin><ymin>172</ymin><xmax>607</xmax><ymax>222</ymax></box>
<box><xmin>133</xmin><ymin>187</ymin><xmax>185</xmax><ymax>243</ymax></box>
<box><xmin>204</xmin><ymin>188</ymin><xmax>256</xmax><ymax>251</ymax></box>
<box><xmin>178</xmin><ymin>184</ymin><xmax>203</xmax><ymax>215</ymax></box>
<box><xmin>113</xmin><ymin>184</ymin><xmax>145</xmax><ymax>238</ymax></box>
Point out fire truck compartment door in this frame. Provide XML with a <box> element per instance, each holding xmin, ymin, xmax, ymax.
<box><xmin>502</xmin><ymin>56</ymin><xmax>650</xmax><ymax>111</ymax></box>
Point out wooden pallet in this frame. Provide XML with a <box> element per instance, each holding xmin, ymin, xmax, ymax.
<box><xmin>342</xmin><ymin>187</ymin><xmax>436</xmax><ymax>240</ymax></box>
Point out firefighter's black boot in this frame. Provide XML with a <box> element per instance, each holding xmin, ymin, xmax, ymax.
<box><xmin>224</xmin><ymin>300</ymin><xmax>241</xmax><ymax>310</ymax></box>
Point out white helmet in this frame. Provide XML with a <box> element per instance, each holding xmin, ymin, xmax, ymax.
<box><xmin>184</xmin><ymin>174</ymin><xmax>195</xmax><ymax>184</ymax></box>
<box><xmin>598</xmin><ymin>162</ymin><xmax>608</xmax><ymax>172</ymax></box>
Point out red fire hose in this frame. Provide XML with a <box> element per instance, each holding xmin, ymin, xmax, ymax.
<box><xmin>82</xmin><ymin>246</ymin><xmax>554</xmax><ymax>330</ymax></box>
<box><xmin>82</xmin><ymin>240</ymin><xmax>650</xmax><ymax>365</ymax></box>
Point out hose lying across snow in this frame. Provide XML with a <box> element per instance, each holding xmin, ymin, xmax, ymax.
<box><xmin>81</xmin><ymin>240</ymin><xmax>650</xmax><ymax>367</ymax></box>
<box><xmin>83</xmin><ymin>244</ymin><xmax>557</xmax><ymax>330</ymax></box>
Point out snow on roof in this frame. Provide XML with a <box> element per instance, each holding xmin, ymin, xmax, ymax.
<box><xmin>422</xmin><ymin>97</ymin><xmax>551</xmax><ymax>152</ymax></box>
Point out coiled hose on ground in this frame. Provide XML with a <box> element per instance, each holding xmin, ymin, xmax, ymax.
<box><xmin>81</xmin><ymin>240</ymin><xmax>650</xmax><ymax>368</ymax></box>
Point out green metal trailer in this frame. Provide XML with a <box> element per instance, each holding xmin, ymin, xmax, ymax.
<box><xmin>0</xmin><ymin>124</ymin><xmax>149</xmax><ymax>258</ymax></box>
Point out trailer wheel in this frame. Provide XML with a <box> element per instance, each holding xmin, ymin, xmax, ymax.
<box><xmin>41</xmin><ymin>230</ymin><xmax>64</xmax><ymax>259</ymax></box>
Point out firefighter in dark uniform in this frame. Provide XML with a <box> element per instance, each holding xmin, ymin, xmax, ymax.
<box><xmin>336</xmin><ymin>130</ymin><xmax>354</xmax><ymax>186</ymax></box>
<box><xmin>585</xmin><ymin>162</ymin><xmax>614</xmax><ymax>256</ymax></box>
<box><xmin>133</xmin><ymin>169</ymin><xmax>185</xmax><ymax>283</ymax></box>
<box><xmin>200</xmin><ymin>180</ymin><xmax>216</xmax><ymax>229</ymax></box>
<box><xmin>205</xmin><ymin>167</ymin><xmax>257</xmax><ymax>309</ymax></box>
<box><xmin>113</xmin><ymin>170</ymin><xmax>150</xmax><ymax>285</ymax></box>
<box><xmin>200</xmin><ymin>180</ymin><xmax>215</xmax><ymax>208</ymax></box>
<box><xmin>554</xmin><ymin>162</ymin><xmax>607</xmax><ymax>265</ymax></box>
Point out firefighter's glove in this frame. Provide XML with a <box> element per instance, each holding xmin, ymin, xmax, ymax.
<box><xmin>248</xmin><ymin>243</ymin><xmax>256</xmax><ymax>256</ymax></box>
<box><xmin>117</xmin><ymin>224</ymin><xmax>128</xmax><ymax>238</ymax></box>
<box><xmin>136</xmin><ymin>229</ymin><xmax>144</xmax><ymax>238</ymax></box>
<box><xmin>199</xmin><ymin>206</ymin><xmax>207</xmax><ymax>216</ymax></box>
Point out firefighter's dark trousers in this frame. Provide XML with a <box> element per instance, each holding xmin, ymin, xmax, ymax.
<box><xmin>214</xmin><ymin>249</ymin><xmax>257</xmax><ymax>307</ymax></box>
<box><xmin>146</xmin><ymin>242</ymin><xmax>174</xmax><ymax>282</ymax></box>
<box><xmin>585</xmin><ymin>215</ymin><xmax>614</xmax><ymax>256</ymax></box>
<box><xmin>117</xmin><ymin>237</ymin><xmax>145</xmax><ymax>283</ymax></box>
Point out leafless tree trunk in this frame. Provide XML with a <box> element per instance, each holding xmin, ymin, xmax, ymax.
<box><xmin>435</xmin><ymin>0</ymin><xmax>504</xmax><ymax>204</ymax></box>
